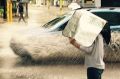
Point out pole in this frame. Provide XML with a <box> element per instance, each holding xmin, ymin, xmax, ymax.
<box><xmin>60</xmin><ymin>0</ymin><xmax>63</xmax><ymax>14</ymax></box>
<box><xmin>47</xmin><ymin>0</ymin><xmax>50</xmax><ymax>9</ymax></box>
<box><xmin>7</xmin><ymin>0</ymin><xmax>10</xmax><ymax>22</ymax></box>
<box><xmin>26</xmin><ymin>3</ymin><xmax>28</xmax><ymax>18</ymax></box>
<box><xmin>9</xmin><ymin>0</ymin><xmax>12</xmax><ymax>22</ymax></box>
<box><xmin>7</xmin><ymin>0</ymin><xmax>12</xmax><ymax>23</ymax></box>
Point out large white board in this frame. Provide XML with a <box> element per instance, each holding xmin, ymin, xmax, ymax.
<box><xmin>62</xmin><ymin>9</ymin><xmax>107</xmax><ymax>47</ymax></box>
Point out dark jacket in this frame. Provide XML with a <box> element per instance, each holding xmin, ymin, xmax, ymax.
<box><xmin>18</xmin><ymin>3</ymin><xmax>24</xmax><ymax>13</ymax></box>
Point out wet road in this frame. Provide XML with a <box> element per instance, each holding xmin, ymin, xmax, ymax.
<box><xmin>0</xmin><ymin>54</ymin><xmax>85</xmax><ymax>79</ymax></box>
<box><xmin>0</xmin><ymin>52</ymin><xmax>120</xmax><ymax>79</ymax></box>
<box><xmin>0</xmin><ymin>5</ymin><xmax>120</xmax><ymax>79</ymax></box>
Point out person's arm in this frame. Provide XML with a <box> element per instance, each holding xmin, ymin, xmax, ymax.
<box><xmin>69</xmin><ymin>37</ymin><xmax>94</xmax><ymax>54</ymax></box>
<box><xmin>69</xmin><ymin>37</ymin><xmax>80</xmax><ymax>49</ymax></box>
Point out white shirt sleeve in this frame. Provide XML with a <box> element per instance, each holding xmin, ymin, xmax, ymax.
<box><xmin>79</xmin><ymin>42</ymin><xmax>95</xmax><ymax>54</ymax></box>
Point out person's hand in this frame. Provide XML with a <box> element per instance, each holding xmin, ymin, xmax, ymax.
<box><xmin>69</xmin><ymin>37</ymin><xmax>75</xmax><ymax>44</ymax></box>
<box><xmin>68</xmin><ymin>37</ymin><xmax>80</xmax><ymax>49</ymax></box>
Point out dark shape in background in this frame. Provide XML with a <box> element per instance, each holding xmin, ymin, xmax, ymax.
<box><xmin>0</xmin><ymin>0</ymin><xmax>7</xmax><ymax>19</ymax></box>
<box><xmin>102</xmin><ymin>0</ymin><xmax>120</xmax><ymax>7</ymax></box>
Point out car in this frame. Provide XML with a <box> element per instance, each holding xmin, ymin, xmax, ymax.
<box><xmin>10</xmin><ymin>8</ymin><xmax>120</xmax><ymax>63</ymax></box>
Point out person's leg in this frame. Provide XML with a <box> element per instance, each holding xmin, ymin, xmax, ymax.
<box><xmin>21</xmin><ymin>13</ymin><xmax>26</xmax><ymax>23</ymax></box>
<box><xmin>18</xmin><ymin>13</ymin><xmax>22</xmax><ymax>22</ymax></box>
<box><xmin>87</xmin><ymin>67</ymin><xmax>104</xmax><ymax>79</ymax></box>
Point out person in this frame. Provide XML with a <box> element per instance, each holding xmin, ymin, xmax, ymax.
<box><xmin>69</xmin><ymin>23</ymin><xmax>111</xmax><ymax>79</ymax></box>
<box><xmin>17</xmin><ymin>2</ymin><xmax>26</xmax><ymax>23</ymax></box>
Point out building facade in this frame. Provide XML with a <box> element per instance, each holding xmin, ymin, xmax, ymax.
<box><xmin>34</xmin><ymin>0</ymin><xmax>120</xmax><ymax>7</ymax></box>
<box><xmin>34</xmin><ymin>0</ymin><xmax>99</xmax><ymax>7</ymax></box>
<box><xmin>35</xmin><ymin>0</ymin><xmax>72</xmax><ymax>6</ymax></box>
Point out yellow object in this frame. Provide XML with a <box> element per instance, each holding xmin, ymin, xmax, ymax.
<box><xmin>10</xmin><ymin>1</ymin><xmax>12</xmax><ymax>22</ymax></box>
<box><xmin>7</xmin><ymin>1</ymin><xmax>10</xmax><ymax>22</ymax></box>
<box><xmin>60</xmin><ymin>0</ymin><xmax>63</xmax><ymax>14</ymax></box>
<box><xmin>7</xmin><ymin>0</ymin><xmax>12</xmax><ymax>22</ymax></box>
<box><xmin>47</xmin><ymin>0</ymin><xmax>50</xmax><ymax>9</ymax></box>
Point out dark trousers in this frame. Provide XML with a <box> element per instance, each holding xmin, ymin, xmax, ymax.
<box><xmin>18</xmin><ymin>12</ymin><xmax>26</xmax><ymax>22</ymax></box>
<box><xmin>87</xmin><ymin>67</ymin><xmax>104</xmax><ymax>79</ymax></box>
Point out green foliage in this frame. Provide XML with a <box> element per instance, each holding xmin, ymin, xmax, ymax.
<box><xmin>12</xmin><ymin>7</ymin><xmax>17</xmax><ymax>13</ymax></box>
<box><xmin>0</xmin><ymin>7</ymin><xmax>4</xmax><ymax>15</ymax></box>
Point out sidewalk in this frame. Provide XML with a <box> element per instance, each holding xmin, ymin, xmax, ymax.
<box><xmin>0</xmin><ymin>18</ymin><xmax>5</xmax><ymax>24</ymax></box>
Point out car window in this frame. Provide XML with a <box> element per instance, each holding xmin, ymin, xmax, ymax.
<box><xmin>111</xmin><ymin>28</ymin><xmax>120</xmax><ymax>32</ymax></box>
<box><xmin>93</xmin><ymin>12</ymin><xmax>120</xmax><ymax>26</ymax></box>
<box><xmin>111</xmin><ymin>26</ymin><xmax>120</xmax><ymax>32</ymax></box>
<box><xmin>57</xmin><ymin>21</ymin><xmax>68</xmax><ymax>31</ymax></box>
<box><xmin>43</xmin><ymin>15</ymin><xmax>66</xmax><ymax>28</ymax></box>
